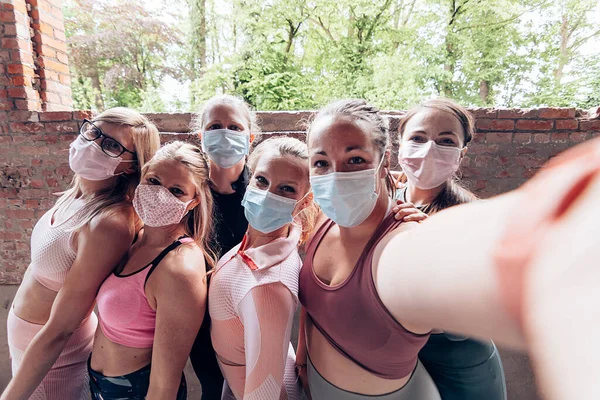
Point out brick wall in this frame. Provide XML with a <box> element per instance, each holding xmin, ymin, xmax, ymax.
<box><xmin>1</xmin><ymin>108</ymin><xmax>599</xmax><ymax>284</ymax></box>
<box><xmin>0</xmin><ymin>0</ymin><xmax>72</xmax><ymax>113</ymax></box>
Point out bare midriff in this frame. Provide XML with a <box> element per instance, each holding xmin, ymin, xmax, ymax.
<box><xmin>11</xmin><ymin>268</ymin><xmax>59</xmax><ymax>325</ymax></box>
<box><xmin>90</xmin><ymin>325</ymin><xmax>152</xmax><ymax>377</ymax></box>
<box><xmin>305</xmin><ymin>317</ymin><xmax>411</xmax><ymax>395</ymax></box>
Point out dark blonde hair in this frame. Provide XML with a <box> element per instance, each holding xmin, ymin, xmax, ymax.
<box><xmin>58</xmin><ymin>107</ymin><xmax>161</xmax><ymax>233</ymax></box>
<box><xmin>190</xmin><ymin>94</ymin><xmax>260</xmax><ymax>136</ymax></box>
<box><xmin>142</xmin><ymin>141</ymin><xmax>217</xmax><ymax>269</ymax></box>
<box><xmin>398</xmin><ymin>98</ymin><xmax>477</xmax><ymax>214</ymax></box>
<box><xmin>307</xmin><ymin>99</ymin><xmax>396</xmax><ymax>198</ymax></box>
<box><xmin>248</xmin><ymin>136</ymin><xmax>319</xmax><ymax>244</ymax></box>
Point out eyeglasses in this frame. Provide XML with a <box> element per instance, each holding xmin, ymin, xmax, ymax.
<box><xmin>79</xmin><ymin>119</ymin><xmax>136</xmax><ymax>159</ymax></box>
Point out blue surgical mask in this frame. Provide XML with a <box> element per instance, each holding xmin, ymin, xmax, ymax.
<box><xmin>310</xmin><ymin>159</ymin><xmax>384</xmax><ymax>228</ymax></box>
<box><xmin>201</xmin><ymin>129</ymin><xmax>250</xmax><ymax>169</ymax></box>
<box><xmin>242</xmin><ymin>186</ymin><xmax>298</xmax><ymax>233</ymax></box>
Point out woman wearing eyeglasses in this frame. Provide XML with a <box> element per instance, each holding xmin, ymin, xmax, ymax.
<box><xmin>1</xmin><ymin>108</ymin><xmax>160</xmax><ymax>400</ymax></box>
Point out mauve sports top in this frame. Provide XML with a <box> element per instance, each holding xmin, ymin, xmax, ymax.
<box><xmin>298</xmin><ymin>213</ymin><xmax>430</xmax><ymax>380</ymax></box>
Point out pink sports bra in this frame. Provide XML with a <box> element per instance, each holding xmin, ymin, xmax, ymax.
<box><xmin>298</xmin><ymin>214</ymin><xmax>430</xmax><ymax>380</ymax></box>
<box><xmin>96</xmin><ymin>237</ymin><xmax>194</xmax><ymax>349</ymax></box>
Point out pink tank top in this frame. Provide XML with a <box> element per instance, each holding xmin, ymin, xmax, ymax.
<box><xmin>96</xmin><ymin>237</ymin><xmax>194</xmax><ymax>348</ymax></box>
<box><xmin>29</xmin><ymin>199</ymin><xmax>88</xmax><ymax>292</ymax></box>
<box><xmin>298</xmin><ymin>214</ymin><xmax>430</xmax><ymax>379</ymax></box>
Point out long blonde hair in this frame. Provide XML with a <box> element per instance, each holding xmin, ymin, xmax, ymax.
<box><xmin>57</xmin><ymin>107</ymin><xmax>161</xmax><ymax>233</ymax></box>
<box><xmin>143</xmin><ymin>141</ymin><xmax>217</xmax><ymax>269</ymax></box>
<box><xmin>247</xmin><ymin>136</ymin><xmax>319</xmax><ymax>244</ymax></box>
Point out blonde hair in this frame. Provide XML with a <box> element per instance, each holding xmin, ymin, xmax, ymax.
<box><xmin>190</xmin><ymin>94</ymin><xmax>261</xmax><ymax>136</ymax></box>
<box><xmin>143</xmin><ymin>141</ymin><xmax>217</xmax><ymax>269</ymax></box>
<box><xmin>57</xmin><ymin>107</ymin><xmax>161</xmax><ymax>233</ymax></box>
<box><xmin>248</xmin><ymin>136</ymin><xmax>319</xmax><ymax>244</ymax></box>
<box><xmin>307</xmin><ymin>99</ymin><xmax>396</xmax><ymax>198</ymax></box>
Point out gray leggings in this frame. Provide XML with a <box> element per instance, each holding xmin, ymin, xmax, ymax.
<box><xmin>307</xmin><ymin>357</ymin><xmax>441</xmax><ymax>400</ymax></box>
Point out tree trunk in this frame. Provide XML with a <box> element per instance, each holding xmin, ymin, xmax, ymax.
<box><xmin>190</xmin><ymin>0</ymin><xmax>207</xmax><ymax>74</ymax></box>
<box><xmin>89</xmin><ymin>71</ymin><xmax>104</xmax><ymax>111</ymax></box>
<box><xmin>479</xmin><ymin>80</ymin><xmax>490</xmax><ymax>104</ymax></box>
<box><xmin>554</xmin><ymin>14</ymin><xmax>569</xmax><ymax>83</ymax></box>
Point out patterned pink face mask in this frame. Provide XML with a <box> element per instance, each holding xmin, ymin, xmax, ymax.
<box><xmin>133</xmin><ymin>184</ymin><xmax>193</xmax><ymax>227</ymax></box>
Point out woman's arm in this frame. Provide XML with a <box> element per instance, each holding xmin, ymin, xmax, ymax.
<box><xmin>1</xmin><ymin>213</ymin><xmax>133</xmax><ymax>400</ymax></box>
<box><xmin>375</xmin><ymin>192</ymin><xmax>526</xmax><ymax>349</ymax></box>
<box><xmin>146</xmin><ymin>247</ymin><xmax>207</xmax><ymax>400</ymax></box>
<box><xmin>295</xmin><ymin>307</ymin><xmax>310</xmax><ymax>399</ymax></box>
<box><xmin>238</xmin><ymin>283</ymin><xmax>296</xmax><ymax>400</ymax></box>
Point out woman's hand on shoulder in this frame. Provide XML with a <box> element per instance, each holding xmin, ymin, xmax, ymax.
<box><xmin>392</xmin><ymin>200</ymin><xmax>428</xmax><ymax>222</ymax></box>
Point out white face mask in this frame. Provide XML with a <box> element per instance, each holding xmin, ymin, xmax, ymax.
<box><xmin>399</xmin><ymin>141</ymin><xmax>462</xmax><ymax>190</ymax></box>
<box><xmin>201</xmin><ymin>129</ymin><xmax>250</xmax><ymax>169</ymax></box>
<box><xmin>69</xmin><ymin>135</ymin><xmax>123</xmax><ymax>181</ymax></box>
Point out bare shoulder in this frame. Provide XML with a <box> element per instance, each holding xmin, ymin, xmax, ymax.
<box><xmin>87</xmin><ymin>206</ymin><xmax>134</xmax><ymax>239</ymax></box>
<box><xmin>155</xmin><ymin>243</ymin><xmax>207</xmax><ymax>283</ymax></box>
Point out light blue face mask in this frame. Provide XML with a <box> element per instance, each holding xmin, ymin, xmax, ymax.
<box><xmin>201</xmin><ymin>129</ymin><xmax>250</xmax><ymax>169</ymax></box>
<box><xmin>310</xmin><ymin>158</ymin><xmax>384</xmax><ymax>228</ymax></box>
<box><xmin>242</xmin><ymin>186</ymin><xmax>299</xmax><ymax>233</ymax></box>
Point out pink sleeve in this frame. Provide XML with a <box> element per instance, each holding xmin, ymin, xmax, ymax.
<box><xmin>237</xmin><ymin>282</ymin><xmax>298</xmax><ymax>400</ymax></box>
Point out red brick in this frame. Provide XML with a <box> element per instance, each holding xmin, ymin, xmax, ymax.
<box><xmin>516</xmin><ymin>156</ymin><xmax>545</xmax><ymax>168</ymax></box>
<box><xmin>3</xmin><ymin>24</ymin><xmax>17</xmax><ymax>36</ymax></box>
<box><xmin>14</xmin><ymin>99</ymin><xmax>41</xmax><ymax>110</ymax></box>
<box><xmin>29</xmin><ymin>178</ymin><xmax>44</xmax><ymax>188</ymax></box>
<box><xmin>555</xmin><ymin>119</ymin><xmax>578</xmax><ymax>130</ymax></box>
<box><xmin>40</xmin><ymin>111</ymin><xmax>72</xmax><ymax>121</ymax></box>
<box><xmin>550</xmin><ymin>132</ymin><xmax>569</xmax><ymax>142</ymax></box>
<box><xmin>469</xmin><ymin>108</ymin><xmax>497</xmax><ymax>118</ymax></box>
<box><xmin>0</xmin><ymin>232</ymin><xmax>23</xmax><ymax>240</ymax></box>
<box><xmin>8</xmin><ymin>111</ymin><xmax>39</xmax><ymax>122</ymax></box>
<box><xmin>19</xmin><ymin>146</ymin><xmax>50</xmax><ymax>156</ymax></box>
<box><xmin>46</xmin><ymin>178</ymin><xmax>58</xmax><ymax>187</ymax></box>
<box><xmin>39</xmin><ymin>44</ymin><xmax>57</xmax><ymax>58</ymax></box>
<box><xmin>73</xmin><ymin>110</ymin><xmax>93</xmax><ymax>120</ymax></box>
<box><xmin>38</xmin><ymin>22</ymin><xmax>54</xmax><ymax>36</ymax></box>
<box><xmin>580</xmin><ymin>120</ymin><xmax>600</xmax><ymax>130</ymax></box>
<box><xmin>58</xmin><ymin>73</ymin><xmax>71</xmax><ymax>85</ymax></box>
<box><xmin>11</xmin><ymin>75</ymin><xmax>33</xmax><ymax>87</ymax></box>
<box><xmin>7</xmin><ymin>63</ymin><xmax>34</xmax><ymax>76</ymax></box>
<box><xmin>5</xmin><ymin>209</ymin><xmax>35</xmax><ymax>219</ymax></box>
<box><xmin>538</xmin><ymin>108</ymin><xmax>576</xmax><ymax>119</ymax></box>
<box><xmin>513</xmin><ymin>133</ymin><xmax>531</xmax><ymax>144</ymax></box>
<box><xmin>570</xmin><ymin>132</ymin><xmax>588</xmax><ymax>142</ymax></box>
<box><xmin>10</xmin><ymin>122</ymin><xmax>45</xmax><ymax>133</ymax></box>
<box><xmin>38</xmin><ymin>57</ymin><xmax>70</xmax><ymax>74</ymax></box>
<box><xmin>44</xmin><ymin>91</ymin><xmax>61</xmax><ymax>104</ymax></box>
<box><xmin>497</xmin><ymin>109</ymin><xmax>538</xmax><ymax>119</ymax></box>
<box><xmin>35</xmin><ymin>33</ymin><xmax>67</xmax><ymax>53</ymax></box>
<box><xmin>485</xmin><ymin>132</ymin><xmax>513</xmax><ymax>143</ymax></box>
<box><xmin>533</xmin><ymin>133</ymin><xmax>550</xmax><ymax>143</ymax></box>
<box><xmin>476</xmin><ymin>119</ymin><xmax>515</xmax><ymax>131</ymax></box>
<box><xmin>0</xmin><ymin>11</ymin><xmax>16</xmax><ymax>22</ymax></box>
<box><xmin>54</xmin><ymin>29</ymin><xmax>66</xmax><ymax>42</ymax></box>
<box><xmin>516</xmin><ymin>147</ymin><xmax>538</xmax><ymax>155</ymax></box>
<box><xmin>56</xmin><ymin>51</ymin><xmax>68</xmax><ymax>64</ymax></box>
<box><xmin>7</xmin><ymin>86</ymin><xmax>35</xmax><ymax>99</ymax></box>
<box><xmin>516</xmin><ymin>119</ymin><xmax>553</xmax><ymax>131</ymax></box>
<box><xmin>43</xmin><ymin>121</ymin><xmax>78</xmax><ymax>133</ymax></box>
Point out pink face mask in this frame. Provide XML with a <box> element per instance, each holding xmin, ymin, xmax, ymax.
<box><xmin>69</xmin><ymin>135</ymin><xmax>123</xmax><ymax>181</ymax></box>
<box><xmin>399</xmin><ymin>141</ymin><xmax>462</xmax><ymax>190</ymax></box>
<box><xmin>133</xmin><ymin>184</ymin><xmax>193</xmax><ymax>227</ymax></box>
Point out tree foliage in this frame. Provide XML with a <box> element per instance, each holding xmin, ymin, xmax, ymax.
<box><xmin>64</xmin><ymin>0</ymin><xmax>600</xmax><ymax>111</ymax></box>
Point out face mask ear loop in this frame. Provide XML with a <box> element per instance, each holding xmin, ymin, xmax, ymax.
<box><xmin>291</xmin><ymin>191</ymin><xmax>313</xmax><ymax>221</ymax></box>
<box><xmin>374</xmin><ymin>154</ymin><xmax>387</xmax><ymax>196</ymax></box>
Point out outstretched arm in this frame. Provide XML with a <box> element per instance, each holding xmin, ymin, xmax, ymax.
<box><xmin>375</xmin><ymin>191</ymin><xmax>526</xmax><ymax>348</ymax></box>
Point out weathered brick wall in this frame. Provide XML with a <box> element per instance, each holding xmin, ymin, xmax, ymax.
<box><xmin>1</xmin><ymin>108</ymin><xmax>599</xmax><ymax>284</ymax></box>
<box><xmin>0</xmin><ymin>0</ymin><xmax>72</xmax><ymax>112</ymax></box>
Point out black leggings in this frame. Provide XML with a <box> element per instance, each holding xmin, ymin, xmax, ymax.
<box><xmin>88</xmin><ymin>358</ymin><xmax>187</xmax><ymax>400</ymax></box>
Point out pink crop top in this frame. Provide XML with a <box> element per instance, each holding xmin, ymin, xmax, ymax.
<box><xmin>298</xmin><ymin>214</ymin><xmax>430</xmax><ymax>380</ymax></box>
<box><xmin>28</xmin><ymin>199</ymin><xmax>88</xmax><ymax>292</ymax></box>
<box><xmin>96</xmin><ymin>237</ymin><xmax>194</xmax><ymax>349</ymax></box>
